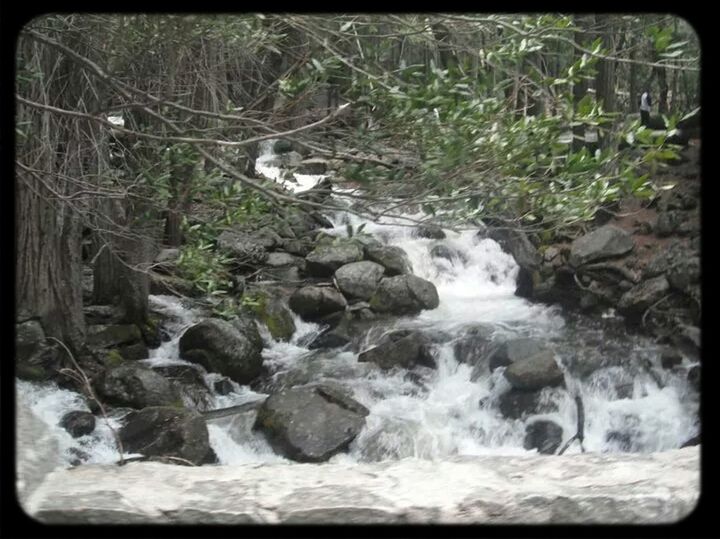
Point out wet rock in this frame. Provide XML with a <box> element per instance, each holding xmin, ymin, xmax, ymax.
<box><xmin>254</xmin><ymin>385</ymin><xmax>368</xmax><ymax>462</ymax></box>
<box><xmin>503</xmin><ymin>352</ymin><xmax>564</xmax><ymax>390</ymax></box>
<box><xmin>660</xmin><ymin>349</ymin><xmax>683</xmax><ymax>370</ymax></box>
<box><xmin>119</xmin><ymin>406</ymin><xmax>210</xmax><ymax>465</ymax></box>
<box><xmin>15</xmin><ymin>319</ymin><xmax>53</xmax><ymax>377</ymax></box>
<box><xmin>414</xmin><ymin>224</ymin><xmax>445</xmax><ymax>239</ymax></box>
<box><xmin>296</xmin><ymin>158</ymin><xmax>329</xmax><ymax>175</ymax></box>
<box><xmin>524</xmin><ymin>420</ymin><xmax>563</xmax><ymax>455</ymax></box>
<box><xmin>488</xmin><ymin>338</ymin><xmax>549</xmax><ymax>372</ymax></box>
<box><xmin>249</xmin><ymin>291</ymin><xmax>296</xmax><ymax>342</ymax></box>
<box><xmin>305</xmin><ymin>242</ymin><xmax>364</xmax><ymax>277</ymax></box>
<box><xmin>98</xmin><ymin>363</ymin><xmax>181</xmax><ymax>409</ymax></box>
<box><xmin>179</xmin><ymin>318</ymin><xmax>263</xmax><ymax>385</ymax></box>
<box><xmin>497</xmin><ymin>389</ymin><xmax>544</xmax><ymax>420</ymax></box>
<box><xmin>280</xmin><ymin>238</ymin><xmax>314</xmax><ymax>257</ymax></box>
<box><xmin>335</xmin><ymin>261</ymin><xmax>385</xmax><ymax>300</ymax></box>
<box><xmin>364</xmin><ymin>245</ymin><xmax>413</xmax><ymax>276</ymax></box>
<box><xmin>83</xmin><ymin>305</ymin><xmax>126</xmax><ymax>325</ymax></box>
<box><xmin>358</xmin><ymin>329</ymin><xmax>436</xmax><ymax>370</ymax></box>
<box><xmin>687</xmin><ymin>365</ymin><xmax>700</xmax><ymax>392</ymax></box>
<box><xmin>289</xmin><ymin>286</ymin><xmax>347</xmax><ymax>321</ymax></box>
<box><xmin>116</xmin><ymin>342</ymin><xmax>150</xmax><ymax>361</ymax></box>
<box><xmin>617</xmin><ymin>276</ymin><xmax>670</xmax><ymax>322</ymax></box>
<box><xmin>60</xmin><ymin>411</ymin><xmax>96</xmax><ymax>438</ymax></box>
<box><xmin>430</xmin><ymin>244</ymin><xmax>467</xmax><ymax>263</ymax></box>
<box><xmin>369</xmin><ymin>275</ymin><xmax>439</xmax><ymax>315</ymax></box>
<box><xmin>488</xmin><ymin>228</ymin><xmax>541</xmax><ymax>271</ymax></box>
<box><xmin>569</xmin><ymin>225</ymin><xmax>634</xmax><ymax>267</ymax></box>
<box><xmin>154</xmin><ymin>365</ymin><xmax>212</xmax><ymax>410</ymax></box>
<box><xmin>272</xmin><ymin>139</ymin><xmax>293</xmax><ymax>154</ymax></box>
<box><xmin>453</xmin><ymin>324</ymin><xmax>494</xmax><ymax>367</ymax></box>
<box><xmin>213</xmin><ymin>378</ymin><xmax>235</xmax><ymax>396</ymax></box>
<box><xmin>681</xmin><ymin>434</ymin><xmax>700</xmax><ymax>448</ymax></box>
<box><xmin>307</xmin><ymin>330</ymin><xmax>351</xmax><ymax>350</ymax></box>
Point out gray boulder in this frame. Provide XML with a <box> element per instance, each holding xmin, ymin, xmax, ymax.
<box><xmin>83</xmin><ymin>305</ymin><xmax>126</xmax><ymax>325</ymax></box>
<box><xmin>496</xmin><ymin>388</ymin><xmax>560</xmax><ymax>420</ymax></box>
<box><xmin>569</xmin><ymin>225</ymin><xmax>635</xmax><ymax>267</ymax></box>
<box><xmin>369</xmin><ymin>275</ymin><xmax>439</xmax><ymax>315</ymax></box>
<box><xmin>119</xmin><ymin>406</ymin><xmax>210</xmax><ymax>465</ymax></box>
<box><xmin>296</xmin><ymin>158</ymin><xmax>328</xmax><ymax>175</ymax></box>
<box><xmin>365</xmin><ymin>245</ymin><xmax>413</xmax><ymax>276</ymax></box>
<box><xmin>617</xmin><ymin>276</ymin><xmax>670</xmax><ymax>321</ymax></box>
<box><xmin>414</xmin><ymin>225</ymin><xmax>446</xmax><ymax>239</ymax></box>
<box><xmin>265</xmin><ymin>252</ymin><xmax>306</xmax><ymax>270</ymax></box>
<box><xmin>488</xmin><ymin>228</ymin><xmax>541</xmax><ymax>270</ymax></box>
<box><xmin>503</xmin><ymin>352</ymin><xmax>564</xmax><ymax>390</ymax></box>
<box><xmin>60</xmin><ymin>411</ymin><xmax>96</xmax><ymax>438</ymax></box>
<box><xmin>358</xmin><ymin>329</ymin><xmax>437</xmax><ymax>370</ymax></box>
<box><xmin>254</xmin><ymin>385</ymin><xmax>369</xmax><ymax>462</ymax></box>
<box><xmin>488</xmin><ymin>338</ymin><xmax>549</xmax><ymax>372</ymax></box>
<box><xmin>217</xmin><ymin>230</ymin><xmax>269</xmax><ymax>265</ymax></box>
<box><xmin>524</xmin><ymin>420</ymin><xmax>563</xmax><ymax>454</ymax></box>
<box><xmin>430</xmin><ymin>244</ymin><xmax>467</xmax><ymax>264</ymax></box>
<box><xmin>85</xmin><ymin>324</ymin><xmax>144</xmax><ymax>349</ymax></box>
<box><xmin>272</xmin><ymin>139</ymin><xmax>293</xmax><ymax>154</ymax></box>
<box><xmin>16</xmin><ymin>320</ymin><xmax>63</xmax><ymax>381</ymax></box>
<box><xmin>98</xmin><ymin>363</ymin><xmax>181</xmax><ymax>409</ymax></box>
<box><xmin>179</xmin><ymin>318</ymin><xmax>263</xmax><ymax>384</ymax></box>
<box><xmin>335</xmin><ymin>261</ymin><xmax>385</xmax><ymax>300</ymax></box>
<box><xmin>305</xmin><ymin>242</ymin><xmax>364</xmax><ymax>277</ymax></box>
<box><xmin>154</xmin><ymin>365</ymin><xmax>212</xmax><ymax>411</ymax></box>
<box><xmin>289</xmin><ymin>286</ymin><xmax>347</xmax><ymax>321</ymax></box>
<box><xmin>280</xmin><ymin>238</ymin><xmax>314</xmax><ymax>257</ymax></box>
<box><xmin>453</xmin><ymin>324</ymin><xmax>494</xmax><ymax>366</ymax></box>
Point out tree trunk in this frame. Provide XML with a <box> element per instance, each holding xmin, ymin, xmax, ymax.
<box><xmin>594</xmin><ymin>15</ymin><xmax>616</xmax><ymax>113</ymax></box>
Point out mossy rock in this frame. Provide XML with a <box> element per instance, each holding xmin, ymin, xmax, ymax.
<box><xmin>105</xmin><ymin>349</ymin><xmax>126</xmax><ymax>368</ymax></box>
<box><xmin>248</xmin><ymin>291</ymin><xmax>296</xmax><ymax>342</ymax></box>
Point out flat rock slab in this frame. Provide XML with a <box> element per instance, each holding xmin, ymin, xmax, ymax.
<box><xmin>23</xmin><ymin>448</ymin><xmax>699</xmax><ymax>524</ymax></box>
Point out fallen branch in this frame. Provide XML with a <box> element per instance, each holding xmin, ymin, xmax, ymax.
<box><xmin>557</xmin><ymin>393</ymin><xmax>586</xmax><ymax>455</ymax></box>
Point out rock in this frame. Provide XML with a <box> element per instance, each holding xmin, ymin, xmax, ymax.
<box><xmin>280</xmin><ymin>238</ymin><xmax>314</xmax><ymax>257</ymax></box>
<box><xmin>98</xmin><ymin>363</ymin><xmax>181</xmax><ymax>409</ymax></box>
<box><xmin>497</xmin><ymin>389</ymin><xmax>545</xmax><ymax>420</ymax></box>
<box><xmin>154</xmin><ymin>365</ymin><xmax>212</xmax><ymax>410</ymax></box>
<box><xmin>681</xmin><ymin>434</ymin><xmax>700</xmax><ymax>448</ymax></box>
<box><xmin>16</xmin><ymin>319</ymin><xmax>46</xmax><ymax>363</ymax></box>
<box><xmin>334</xmin><ymin>261</ymin><xmax>385</xmax><ymax>300</ymax></box>
<box><xmin>179</xmin><ymin>318</ymin><xmax>263</xmax><ymax>384</ymax></box>
<box><xmin>296</xmin><ymin>158</ymin><xmax>328</xmax><ymax>175</ymax></box>
<box><xmin>524</xmin><ymin>420</ymin><xmax>563</xmax><ymax>455</ymax></box>
<box><xmin>153</xmin><ymin>248</ymin><xmax>181</xmax><ymax>274</ymax></box>
<box><xmin>119</xmin><ymin>406</ymin><xmax>210</xmax><ymax>465</ymax></box>
<box><xmin>214</xmin><ymin>378</ymin><xmax>235</xmax><ymax>395</ymax></box>
<box><xmin>672</xmin><ymin>325</ymin><xmax>700</xmax><ymax>359</ymax></box>
<box><xmin>288</xmin><ymin>286</ymin><xmax>347</xmax><ymax>321</ymax></box>
<box><xmin>369</xmin><ymin>275</ymin><xmax>439</xmax><ymax>315</ymax></box>
<box><xmin>310</xmin><ymin>211</ymin><xmax>335</xmax><ymax>229</ymax></box>
<box><xmin>83</xmin><ymin>305</ymin><xmax>126</xmax><ymax>325</ymax></box>
<box><xmin>60</xmin><ymin>411</ymin><xmax>96</xmax><ymax>438</ymax></box>
<box><xmin>116</xmin><ymin>342</ymin><xmax>149</xmax><ymax>361</ymax></box>
<box><xmin>667</xmin><ymin>256</ymin><xmax>700</xmax><ymax>293</ymax></box>
<box><xmin>217</xmin><ymin>230</ymin><xmax>268</xmax><ymax>265</ymax></box>
<box><xmin>273</xmin><ymin>139</ymin><xmax>293</xmax><ymax>154</ymax></box>
<box><xmin>254</xmin><ymin>385</ymin><xmax>368</xmax><ymax>462</ymax></box>
<box><xmin>617</xmin><ymin>276</ymin><xmax>670</xmax><ymax>321</ymax></box>
<box><xmin>307</xmin><ymin>330</ymin><xmax>351</xmax><ymax>350</ymax></box>
<box><xmin>85</xmin><ymin>324</ymin><xmax>143</xmax><ymax>349</ymax></box>
<box><xmin>358</xmin><ymin>329</ymin><xmax>436</xmax><ymax>370</ymax></box>
<box><xmin>488</xmin><ymin>338</ymin><xmax>549</xmax><ymax>372</ymax></box>
<box><xmin>453</xmin><ymin>324</ymin><xmax>495</xmax><ymax>366</ymax></box>
<box><xmin>503</xmin><ymin>352</ymin><xmax>564</xmax><ymax>390</ymax></box>
<box><xmin>414</xmin><ymin>225</ymin><xmax>445</xmax><ymax>239</ymax></box>
<box><xmin>430</xmin><ymin>244</ymin><xmax>467</xmax><ymax>263</ymax></box>
<box><xmin>687</xmin><ymin>365</ymin><xmax>700</xmax><ymax>392</ymax></box>
<box><xmin>305</xmin><ymin>242</ymin><xmax>364</xmax><ymax>277</ymax></box>
<box><xmin>569</xmin><ymin>225</ymin><xmax>635</xmax><ymax>267</ymax></box>
<box><xmin>24</xmin><ymin>448</ymin><xmax>700</xmax><ymax>524</ymax></box>
<box><xmin>488</xmin><ymin>228</ymin><xmax>541</xmax><ymax>271</ymax></box>
<box><xmin>660</xmin><ymin>349</ymin><xmax>683</xmax><ymax>370</ymax></box>
<box><xmin>364</xmin><ymin>245</ymin><xmax>413</xmax><ymax>276</ymax></box>
<box><xmin>249</xmin><ymin>291</ymin><xmax>297</xmax><ymax>342</ymax></box>
<box><xmin>265</xmin><ymin>252</ymin><xmax>306</xmax><ymax>269</ymax></box>
<box><xmin>654</xmin><ymin>211</ymin><xmax>682</xmax><ymax>237</ymax></box>
<box><xmin>149</xmin><ymin>272</ymin><xmax>198</xmax><ymax>297</ymax></box>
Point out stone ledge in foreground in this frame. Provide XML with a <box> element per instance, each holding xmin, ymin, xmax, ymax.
<box><xmin>23</xmin><ymin>447</ymin><xmax>700</xmax><ymax>524</ymax></box>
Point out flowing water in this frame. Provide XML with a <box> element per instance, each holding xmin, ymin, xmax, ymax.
<box><xmin>16</xmin><ymin>140</ymin><xmax>700</xmax><ymax>467</ymax></box>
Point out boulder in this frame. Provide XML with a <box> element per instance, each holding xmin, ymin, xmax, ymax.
<box><xmin>116</xmin><ymin>342</ymin><xmax>150</xmax><ymax>361</ymax></box>
<box><xmin>497</xmin><ymin>389</ymin><xmax>545</xmax><ymax>420</ymax></box>
<box><xmin>503</xmin><ymin>352</ymin><xmax>564</xmax><ymax>390</ymax></box>
<box><xmin>280</xmin><ymin>238</ymin><xmax>314</xmax><ymax>257</ymax></box>
<box><xmin>296</xmin><ymin>158</ymin><xmax>328</xmax><ymax>175</ymax></box>
<box><xmin>414</xmin><ymin>225</ymin><xmax>446</xmax><ymax>239</ymax></box>
<box><xmin>369</xmin><ymin>275</ymin><xmax>439</xmax><ymax>315</ymax></box>
<box><xmin>217</xmin><ymin>230</ymin><xmax>268</xmax><ymax>265</ymax></box>
<box><xmin>488</xmin><ymin>338</ymin><xmax>549</xmax><ymax>372</ymax></box>
<box><xmin>617</xmin><ymin>276</ymin><xmax>670</xmax><ymax>321</ymax></box>
<box><xmin>488</xmin><ymin>228</ymin><xmax>541</xmax><ymax>271</ymax></box>
<box><xmin>654</xmin><ymin>211</ymin><xmax>682</xmax><ymax>237</ymax></box>
<box><xmin>660</xmin><ymin>349</ymin><xmax>683</xmax><ymax>370</ymax></box>
<box><xmin>254</xmin><ymin>385</ymin><xmax>368</xmax><ymax>462</ymax></box>
<box><xmin>430</xmin><ymin>244</ymin><xmax>467</xmax><ymax>264</ymax></box>
<box><xmin>687</xmin><ymin>365</ymin><xmax>700</xmax><ymax>392</ymax></box>
<box><xmin>153</xmin><ymin>248</ymin><xmax>181</xmax><ymax>274</ymax></box>
<box><xmin>272</xmin><ymin>139</ymin><xmax>293</xmax><ymax>154</ymax></box>
<box><xmin>249</xmin><ymin>291</ymin><xmax>297</xmax><ymax>342</ymax></box>
<box><xmin>358</xmin><ymin>329</ymin><xmax>437</xmax><ymax>370</ymax></box>
<box><xmin>119</xmin><ymin>406</ymin><xmax>210</xmax><ymax>465</ymax></box>
<box><xmin>569</xmin><ymin>225</ymin><xmax>635</xmax><ymax>267</ymax></box>
<box><xmin>305</xmin><ymin>242</ymin><xmax>364</xmax><ymax>277</ymax></box>
<box><xmin>153</xmin><ymin>365</ymin><xmax>212</xmax><ymax>411</ymax></box>
<box><xmin>213</xmin><ymin>378</ymin><xmax>235</xmax><ymax>395</ymax></box>
<box><xmin>334</xmin><ymin>261</ymin><xmax>385</xmax><ymax>300</ymax></box>
<box><xmin>179</xmin><ymin>318</ymin><xmax>263</xmax><ymax>384</ymax></box>
<box><xmin>453</xmin><ymin>324</ymin><xmax>494</xmax><ymax>366</ymax></box>
<box><xmin>149</xmin><ymin>272</ymin><xmax>198</xmax><ymax>297</ymax></box>
<box><xmin>59</xmin><ymin>411</ymin><xmax>96</xmax><ymax>438</ymax></box>
<box><xmin>83</xmin><ymin>305</ymin><xmax>126</xmax><ymax>325</ymax></box>
<box><xmin>288</xmin><ymin>286</ymin><xmax>347</xmax><ymax>321</ymax></box>
<box><xmin>364</xmin><ymin>245</ymin><xmax>413</xmax><ymax>276</ymax></box>
<box><xmin>265</xmin><ymin>252</ymin><xmax>306</xmax><ymax>270</ymax></box>
<box><xmin>98</xmin><ymin>363</ymin><xmax>181</xmax><ymax>409</ymax></box>
<box><xmin>85</xmin><ymin>324</ymin><xmax>143</xmax><ymax>349</ymax></box>
<box><xmin>15</xmin><ymin>320</ymin><xmax>64</xmax><ymax>381</ymax></box>
<box><xmin>524</xmin><ymin>420</ymin><xmax>563</xmax><ymax>455</ymax></box>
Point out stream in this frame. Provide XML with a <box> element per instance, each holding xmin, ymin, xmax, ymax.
<box><xmin>16</xmin><ymin>141</ymin><xmax>700</xmax><ymax>468</ymax></box>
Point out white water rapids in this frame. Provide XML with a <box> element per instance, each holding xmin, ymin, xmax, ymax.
<box><xmin>16</xmin><ymin>140</ymin><xmax>699</xmax><ymax>467</ymax></box>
